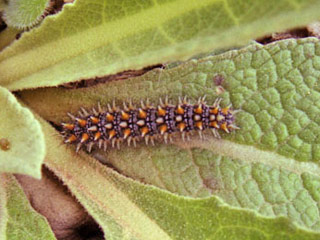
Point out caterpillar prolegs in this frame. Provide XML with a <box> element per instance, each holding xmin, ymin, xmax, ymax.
<box><xmin>61</xmin><ymin>97</ymin><xmax>239</xmax><ymax>152</ymax></box>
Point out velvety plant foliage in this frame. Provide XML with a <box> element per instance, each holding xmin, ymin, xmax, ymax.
<box><xmin>1</xmin><ymin>0</ymin><xmax>320</xmax><ymax>239</ymax></box>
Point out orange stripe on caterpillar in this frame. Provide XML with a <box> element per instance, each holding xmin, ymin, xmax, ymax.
<box><xmin>61</xmin><ymin>97</ymin><xmax>239</xmax><ymax>152</ymax></box>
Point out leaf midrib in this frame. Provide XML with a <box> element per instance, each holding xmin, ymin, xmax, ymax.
<box><xmin>177</xmin><ymin>137</ymin><xmax>320</xmax><ymax>177</ymax></box>
<box><xmin>0</xmin><ymin>0</ymin><xmax>219</xmax><ymax>82</ymax></box>
<box><xmin>44</xmin><ymin>142</ymin><xmax>171</xmax><ymax>240</ymax></box>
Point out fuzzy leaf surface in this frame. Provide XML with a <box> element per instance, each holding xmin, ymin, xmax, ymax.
<box><xmin>3</xmin><ymin>0</ymin><xmax>49</xmax><ymax>29</ymax></box>
<box><xmin>0</xmin><ymin>87</ymin><xmax>45</xmax><ymax>178</ymax></box>
<box><xmin>20</xmin><ymin>38</ymin><xmax>320</xmax><ymax>235</ymax></box>
<box><xmin>0</xmin><ymin>174</ymin><xmax>56</xmax><ymax>240</ymax></box>
<box><xmin>35</xmin><ymin>119</ymin><xmax>320</xmax><ymax>240</ymax></box>
<box><xmin>1</xmin><ymin>0</ymin><xmax>320</xmax><ymax>90</ymax></box>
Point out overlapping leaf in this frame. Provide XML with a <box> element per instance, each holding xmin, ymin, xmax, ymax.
<box><xmin>20</xmin><ymin>38</ymin><xmax>320</xmax><ymax>237</ymax></box>
<box><xmin>1</xmin><ymin>0</ymin><xmax>320</xmax><ymax>90</ymax></box>
<box><xmin>0</xmin><ymin>174</ymin><xmax>56</xmax><ymax>240</ymax></box>
<box><xmin>38</xmin><ymin>119</ymin><xmax>320</xmax><ymax>239</ymax></box>
<box><xmin>0</xmin><ymin>87</ymin><xmax>45</xmax><ymax>178</ymax></box>
<box><xmin>2</xmin><ymin>0</ymin><xmax>49</xmax><ymax>29</ymax></box>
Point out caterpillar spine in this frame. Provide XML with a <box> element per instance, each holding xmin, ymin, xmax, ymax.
<box><xmin>61</xmin><ymin>97</ymin><xmax>239</xmax><ymax>152</ymax></box>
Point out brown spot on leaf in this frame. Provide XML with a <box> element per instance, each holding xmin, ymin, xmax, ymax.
<box><xmin>0</xmin><ymin>138</ymin><xmax>10</xmax><ymax>151</ymax></box>
<box><xmin>213</xmin><ymin>74</ymin><xmax>224</xmax><ymax>86</ymax></box>
<box><xmin>203</xmin><ymin>178</ymin><xmax>219</xmax><ymax>191</ymax></box>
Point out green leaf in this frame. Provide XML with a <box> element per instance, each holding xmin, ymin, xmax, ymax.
<box><xmin>3</xmin><ymin>0</ymin><xmax>49</xmax><ymax>29</ymax></box>
<box><xmin>30</xmin><ymin>120</ymin><xmax>320</xmax><ymax>239</ymax></box>
<box><xmin>0</xmin><ymin>27</ymin><xmax>21</xmax><ymax>51</ymax></box>
<box><xmin>1</xmin><ymin>0</ymin><xmax>320</xmax><ymax>90</ymax></box>
<box><xmin>0</xmin><ymin>174</ymin><xmax>56</xmax><ymax>240</ymax></box>
<box><xmin>0</xmin><ymin>86</ymin><xmax>45</xmax><ymax>178</ymax></box>
<box><xmin>20</xmin><ymin>38</ymin><xmax>320</xmax><ymax>236</ymax></box>
<box><xmin>20</xmin><ymin>37</ymin><xmax>320</xmax><ymax>163</ymax></box>
<box><xmin>0</xmin><ymin>178</ymin><xmax>7</xmax><ymax>238</ymax></box>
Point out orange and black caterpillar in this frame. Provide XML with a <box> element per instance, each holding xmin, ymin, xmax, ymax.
<box><xmin>61</xmin><ymin>97</ymin><xmax>239</xmax><ymax>152</ymax></box>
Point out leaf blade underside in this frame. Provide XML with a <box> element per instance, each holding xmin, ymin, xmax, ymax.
<box><xmin>0</xmin><ymin>174</ymin><xmax>56</xmax><ymax>240</ymax></box>
<box><xmin>2</xmin><ymin>0</ymin><xmax>49</xmax><ymax>29</ymax></box>
<box><xmin>39</xmin><ymin>119</ymin><xmax>320</xmax><ymax>240</ymax></box>
<box><xmin>20</xmin><ymin>38</ymin><xmax>320</xmax><ymax>235</ymax></box>
<box><xmin>0</xmin><ymin>87</ymin><xmax>45</xmax><ymax>178</ymax></box>
<box><xmin>1</xmin><ymin>0</ymin><xmax>320</xmax><ymax>90</ymax></box>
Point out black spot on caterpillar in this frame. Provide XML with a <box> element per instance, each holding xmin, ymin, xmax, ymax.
<box><xmin>61</xmin><ymin>97</ymin><xmax>239</xmax><ymax>152</ymax></box>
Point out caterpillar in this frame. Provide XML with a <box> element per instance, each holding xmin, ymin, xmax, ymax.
<box><xmin>61</xmin><ymin>97</ymin><xmax>239</xmax><ymax>152</ymax></box>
